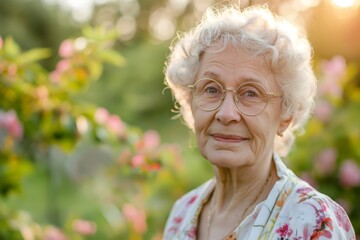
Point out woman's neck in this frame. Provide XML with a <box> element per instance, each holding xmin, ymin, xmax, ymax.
<box><xmin>212</xmin><ymin>155</ymin><xmax>277</xmax><ymax>211</ymax></box>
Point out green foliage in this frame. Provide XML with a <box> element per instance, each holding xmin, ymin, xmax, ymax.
<box><xmin>0</xmin><ymin>26</ymin><xmax>189</xmax><ymax>239</ymax></box>
<box><xmin>0</xmin><ymin>204</ymin><xmax>23</xmax><ymax>240</ymax></box>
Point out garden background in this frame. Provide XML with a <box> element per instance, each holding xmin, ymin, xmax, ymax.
<box><xmin>0</xmin><ymin>0</ymin><xmax>360</xmax><ymax>239</ymax></box>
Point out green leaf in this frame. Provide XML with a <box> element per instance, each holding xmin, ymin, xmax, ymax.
<box><xmin>3</xmin><ymin>37</ymin><xmax>21</xmax><ymax>57</ymax></box>
<box><xmin>16</xmin><ymin>48</ymin><xmax>51</xmax><ymax>65</ymax></box>
<box><xmin>82</xmin><ymin>25</ymin><xmax>98</xmax><ymax>40</ymax></box>
<box><xmin>99</xmin><ymin>49</ymin><xmax>126</xmax><ymax>67</ymax></box>
<box><xmin>87</xmin><ymin>59</ymin><xmax>103</xmax><ymax>81</ymax></box>
<box><xmin>82</xmin><ymin>25</ymin><xmax>118</xmax><ymax>41</ymax></box>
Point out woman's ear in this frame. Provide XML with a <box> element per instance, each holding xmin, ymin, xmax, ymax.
<box><xmin>277</xmin><ymin>115</ymin><xmax>292</xmax><ymax>137</ymax></box>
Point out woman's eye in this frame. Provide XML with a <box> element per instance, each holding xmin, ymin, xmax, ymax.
<box><xmin>205</xmin><ymin>86</ymin><xmax>219</xmax><ymax>94</ymax></box>
<box><xmin>243</xmin><ymin>90</ymin><xmax>259</xmax><ymax>97</ymax></box>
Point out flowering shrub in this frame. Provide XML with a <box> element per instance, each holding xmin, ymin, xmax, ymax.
<box><xmin>288</xmin><ymin>55</ymin><xmax>360</xmax><ymax>235</ymax></box>
<box><xmin>0</xmin><ymin>29</ymin><xmax>186</xmax><ymax>239</ymax></box>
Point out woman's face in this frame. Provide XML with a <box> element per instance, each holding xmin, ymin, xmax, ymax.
<box><xmin>192</xmin><ymin>44</ymin><xmax>291</xmax><ymax>168</ymax></box>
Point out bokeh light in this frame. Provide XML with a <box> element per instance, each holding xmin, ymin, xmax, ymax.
<box><xmin>331</xmin><ymin>0</ymin><xmax>358</xmax><ymax>8</ymax></box>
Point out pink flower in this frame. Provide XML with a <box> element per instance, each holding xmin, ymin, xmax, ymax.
<box><xmin>314</xmin><ymin>100</ymin><xmax>333</xmax><ymax>122</ymax></box>
<box><xmin>339</xmin><ymin>159</ymin><xmax>360</xmax><ymax>188</ymax></box>
<box><xmin>42</xmin><ymin>226</ymin><xmax>67</xmax><ymax>240</ymax></box>
<box><xmin>142</xmin><ymin>130</ymin><xmax>160</xmax><ymax>149</ymax></box>
<box><xmin>50</xmin><ymin>59</ymin><xmax>71</xmax><ymax>83</ymax></box>
<box><xmin>314</xmin><ymin>148</ymin><xmax>337</xmax><ymax>176</ymax></box>
<box><xmin>7</xmin><ymin>63</ymin><xmax>18</xmax><ymax>77</ymax></box>
<box><xmin>50</xmin><ymin>70</ymin><xmax>61</xmax><ymax>83</ymax></box>
<box><xmin>276</xmin><ymin>223</ymin><xmax>293</xmax><ymax>238</ymax></box>
<box><xmin>55</xmin><ymin>59</ymin><xmax>71</xmax><ymax>73</ymax></box>
<box><xmin>131</xmin><ymin>154</ymin><xmax>145</xmax><ymax>167</ymax></box>
<box><xmin>94</xmin><ymin>108</ymin><xmax>109</xmax><ymax>125</ymax></box>
<box><xmin>72</xmin><ymin>219</ymin><xmax>97</xmax><ymax>236</ymax></box>
<box><xmin>322</xmin><ymin>55</ymin><xmax>346</xmax><ymax>79</ymax></box>
<box><xmin>319</xmin><ymin>56</ymin><xmax>346</xmax><ymax>98</ymax></box>
<box><xmin>0</xmin><ymin>36</ymin><xmax>3</xmax><ymax>50</ymax></box>
<box><xmin>122</xmin><ymin>203</ymin><xmax>147</xmax><ymax>234</ymax></box>
<box><xmin>106</xmin><ymin>115</ymin><xmax>126</xmax><ymax>137</ymax></box>
<box><xmin>0</xmin><ymin>110</ymin><xmax>23</xmax><ymax>140</ymax></box>
<box><xmin>135</xmin><ymin>130</ymin><xmax>160</xmax><ymax>151</ymax></box>
<box><xmin>59</xmin><ymin>39</ymin><xmax>75</xmax><ymax>58</ymax></box>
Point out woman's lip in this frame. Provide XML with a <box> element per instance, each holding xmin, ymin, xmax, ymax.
<box><xmin>210</xmin><ymin>133</ymin><xmax>249</xmax><ymax>142</ymax></box>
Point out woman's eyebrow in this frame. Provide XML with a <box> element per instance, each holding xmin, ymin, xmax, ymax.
<box><xmin>201</xmin><ymin>71</ymin><xmax>219</xmax><ymax>79</ymax></box>
<box><xmin>201</xmin><ymin>71</ymin><xmax>264</xmax><ymax>84</ymax></box>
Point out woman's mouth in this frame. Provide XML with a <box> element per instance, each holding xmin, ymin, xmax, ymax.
<box><xmin>210</xmin><ymin>133</ymin><xmax>249</xmax><ymax>142</ymax></box>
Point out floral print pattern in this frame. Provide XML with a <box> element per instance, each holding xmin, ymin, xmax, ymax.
<box><xmin>163</xmin><ymin>154</ymin><xmax>355</xmax><ymax>239</ymax></box>
<box><xmin>275</xmin><ymin>223</ymin><xmax>293</xmax><ymax>239</ymax></box>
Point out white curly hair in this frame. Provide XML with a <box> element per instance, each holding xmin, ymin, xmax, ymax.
<box><xmin>164</xmin><ymin>4</ymin><xmax>317</xmax><ymax>156</ymax></box>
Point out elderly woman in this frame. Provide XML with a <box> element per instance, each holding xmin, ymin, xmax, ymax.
<box><xmin>162</xmin><ymin>4</ymin><xmax>355</xmax><ymax>240</ymax></box>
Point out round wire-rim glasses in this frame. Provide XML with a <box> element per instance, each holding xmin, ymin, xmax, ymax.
<box><xmin>188</xmin><ymin>78</ymin><xmax>283</xmax><ymax>116</ymax></box>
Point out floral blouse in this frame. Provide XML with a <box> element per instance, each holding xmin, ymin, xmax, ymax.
<box><xmin>163</xmin><ymin>154</ymin><xmax>355</xmax><ymax>239</ymax></box>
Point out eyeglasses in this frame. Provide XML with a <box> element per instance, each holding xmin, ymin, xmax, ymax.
<box><xmin>188</xmin><ymin>78</ymin><xmax>282</xmax><ymax>116</ymax></box>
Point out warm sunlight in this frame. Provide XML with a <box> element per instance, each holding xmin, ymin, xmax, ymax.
<box><xmin>331</xmin><ymin>0</ymin><xmax>359</xmax><ymax>8</ymax></box>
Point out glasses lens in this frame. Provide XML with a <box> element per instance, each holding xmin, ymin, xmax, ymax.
<box><xmin>235</xmin><ymin>82</ymin><xmax>267</xmax><ymax>115</ymax></box>
<box><xmin>192</xmin><ymin>79</ymin><xmax>223</xmax><ymax>111</ymax></box>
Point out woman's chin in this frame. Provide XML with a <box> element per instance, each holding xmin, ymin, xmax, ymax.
<box><xmin>206</xmin><ymin>153</ymin><xmax>253</xmax><ymax>169</ymax></box>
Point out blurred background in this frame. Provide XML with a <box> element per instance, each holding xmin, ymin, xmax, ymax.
<box><xmin>0</xmin><ymin>0</ymin><xmax>359</xmax><ymax>239</ymax></box>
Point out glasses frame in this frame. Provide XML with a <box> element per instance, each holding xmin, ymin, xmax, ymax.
<box><xmin>188</xmin><ymin>78</ymin><xmax>283</xmax><ymax>116</ymax></box>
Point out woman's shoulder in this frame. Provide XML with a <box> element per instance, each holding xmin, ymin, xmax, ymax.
<box><xmin>172</xmin><ymin>179</ymin><xmax>214</xmax><ymax>209</ymax></box>
<box><xmin>286</xmin><ymin>177</ymin><xmax>347</xmax><ymax>217</ymax></box>
<box><xmin>272</xmin><ymin>176</ymin><xmax>355</xmax><ymax>239</ymax></box>
<box><xmin>163</xmin><ymin>179</ymin><xmax>214</xmax><ymax>239</ymax></box>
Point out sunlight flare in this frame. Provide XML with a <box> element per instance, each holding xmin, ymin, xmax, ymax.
<box><xmin>331</xmin><ymin>0</ymin><xmax>357</xmax><ymax>8</ymax></box>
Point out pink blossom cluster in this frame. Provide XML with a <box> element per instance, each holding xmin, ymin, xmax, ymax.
<box><xmin>50</xmin><ymin>39</ymin><xmax>73</xmax><ymax>83</ymax></box>
<box><xmin>122</xmin><ymin>203</ymin><xmax>147</xmax><ymax>234</ymax></box>
<box><xmin>72</xmin><ymin>219</ymin><xmax>97</xmax><ymax>236</ymax></box>
<box><xmin>0</xmin><ymin>109</ymin><xmax>23</xmax><ymax>140</ymax></box>
<box><xmin>50</xmin><ymin>59</ymin><xmax>71</xmax><ymax>84</ymax></box>
<box><xmin>319</xmin><ymin>55</ymin><xmax>346</xmax><ymax>98</ymax></box>
<box><xmin>59</xmin><ymin>39</ymin><xmax>75</xmax><ymax>58</ymax></box>
<box><xmin>130</xmin><ymin>130</ymin><xmax>162</xmax><ymax>171</ymax></box>
<box><xmin>94</xmin><ymin>107</ymin><xmax>163</xmax><ymax>172</ymax></box>
<box><xmin>50</xmin><ymin>38</ymin><xmax>87</xmax><ymax>84</ymax></box>
<box><xmin>275</xmin><ymin>223</ymin><xmax>293</xmax><ymax>238</ymax></box>
<box><xmin>0</xmin><ymin>62</ymin><xmax>18</xmax><ymax>79</ymax></box>
<box><xmin>339</xmin><ymin>160</ymin><xmax>360</xmax><ymax>188</ymax></box>
<box><xmin>313</xmin><ymin>100</ymin><xmax>333</xmax><ymax>122</ymax></box>
<box><xmin>42</xmin><ymin>226</ymin><xmax>67</xmax><ymax>240</ymax></box>
<box><xmin>314</xmin><ymin>55</ymin><xmax>347</xmax><ymax>122</ymax></box>
<box><xmin>0</xmin><ymin>36</ymin><xmax>3</xmax><ymax>50</ymax></box>
<box><xmin>314</xmin><ymin>148</ymin><xmax>337</xmax><ymax>176</ymax></box>
<box><xmin>94</xmin><ymin>107</ymin><xmax>126</xmax><ymax>138</ymax></box>
<box><xmin>301</xmin><ymin>147</ymin><xmax>360</xmax><ymax>191</ymax></box>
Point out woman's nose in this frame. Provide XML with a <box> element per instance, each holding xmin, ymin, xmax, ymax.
<box><xmin>215</xmin><ymin>92</ymin><xmax>242</xmax><ymax>124</ymax></box>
